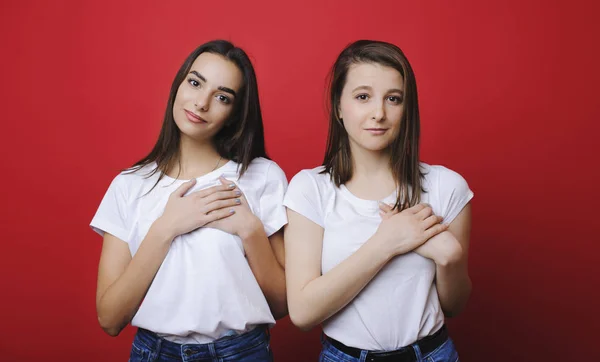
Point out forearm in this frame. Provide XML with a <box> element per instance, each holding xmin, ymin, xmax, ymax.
<box><xmin>289</xmin><ymin>235</ymin><xmax>391</xmax><ymax>331</ymax></box>
<box><xmin>418</xmin><ymin>232</ymin><xmax>472</xmax><ymax>317</ymax></box>
<box><xmin>436</xmin><ymin>259</ymin><xmax>471</xmax><ymax>317</ymax></box>
<box><xmin>97</xmin><ymin>223</ymin><xmax>173</xmax><ymax>336</ymax></box>
<box><xmin>242</xmin><ymin>226</ymin><xmax>288</xmax><ymax>319</ymax></box>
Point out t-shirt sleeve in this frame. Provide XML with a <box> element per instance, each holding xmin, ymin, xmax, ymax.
<box><xmin>283</xmin><ymin>170</ymin><xmax>325</xmax><ymax>228</ymax></box>
<box><xmin>259</xmin><ymin>162</ymin><xmax>289</xmax><ymax>236</ymax></box>
<box><xmin>90</xmin><ymin>175</ymin><xmax>131</xmax><ymax>243</ymax></box>
<box><xmin>437</xmin><ymin>167</ymin><xmax>474</xmax><ymax>225</ymax></box>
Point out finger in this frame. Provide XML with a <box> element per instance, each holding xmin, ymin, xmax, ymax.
<box><xmin>195</xmin><ymin>183</ymin><xmax>236</xmax><ymax>198</ymax></box>
<box><xmin>206</xmin><ymin>207</ymin><xmax>236</xmax><ymax>223</ymax></box>
<box><xmin>407</xmin><ymin>203</ymin><xmax>427</xmax><ymax>214</ymax></box>
<box><xmin>203</xmin><ymin>189</ymin><xmax>242</xmax><ymax>204</ymax></box>
<box><xmin>416</xmin><ymin>205</ymin><xmax>434</xmax><ymax>220</ymax></box>
<box><xmin>172</xmin><ymin>179</ymin><xmax>197</xmax><ymax>198</ymax></box>
<box><xmin>219</xmin><ymin>176</ymin><xmax>237</xmax><ymax>188</ymax></box>
<box><xmin>424</xmin><ymin>223</ymin><xmax>449</xmax><ymax>240</ymax></box>
<box><xmin>203</xmin><ymin>198</ymin><xmax>241</xmax><ymax>213</ymax></box>
<box><xmin>378</xmin><ymin>202</ymin><xmax>393</xmax><ymax>213</ymax></box>
<box><xmin>422</xmin><ymin>215</ymin><xmax>443</xmax><ymax>230</ymax></box>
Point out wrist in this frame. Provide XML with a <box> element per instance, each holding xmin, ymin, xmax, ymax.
<box><xmin>367</xmin><ymin>232</ymin><xmax>396</xmax><ymax>262</ymax></box>
<box><xmin>151</xmin><ymin>217</ymin><xmax>177</xmax><ymax>243</ymax></box>
<box><xmin>238</xmin><ymin>215</ymin><xmax>263</xmax><ymax>240</ymax></box>
<box><xmin>434</xmin><ymin>238</ymin><xmax>463</xmax><ymax>267</ymax></box>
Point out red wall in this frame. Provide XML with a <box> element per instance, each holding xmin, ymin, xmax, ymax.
<box><xmin>1</xmin><ymin>0</ymin><xmax>599</xmax><ymax>361</ymax></box>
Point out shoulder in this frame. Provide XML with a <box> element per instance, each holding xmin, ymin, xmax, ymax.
<box><xmin>421</xmin><ymin>163</ymin><xmax>470</xmax><ymax>192</ymax></box>
<box><xmin>246</xmin><ymin>157</ymin><xmax>288</xmax><ymax>184</ymax></box>
<box><xmin>109</xmin><ymin>163</ymin><xmax>160</xmax><ymax>196</ymax></box>
<box><xmin>288</xmin><ymin>166</ymin><xmax>334</xmax><ymax>193</ymax></box>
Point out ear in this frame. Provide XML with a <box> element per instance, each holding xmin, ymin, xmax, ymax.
<box><xmin>337</xmin><ymin>105</ymin><xmax>342</xmax><ymax>120</ymax></box>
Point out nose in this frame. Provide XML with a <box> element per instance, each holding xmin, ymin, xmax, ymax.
<box><xmin>194</xmin><ymin>90</ymin><xmax>210</xmax><ymax>112</ymax></box>
<box><xmin>371</xmin><ymin>100</ymin><xmax>386</xmax><ymax>122</ymax></box>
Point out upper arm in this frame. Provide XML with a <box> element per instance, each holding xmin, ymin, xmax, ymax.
<box><xmin>447</xmin><ymin>202</ymin><xmax>472</xmax><ymax>262</ymax></box>
<box><xmin>268</xmin><ymin>230</ymin><xmax>285</xmax><ymax>268</ymax></box>
<box><xmin>96</xmin><ymin>233</ymin><xmax>132</xmax><ymax>307</ymax></box>
<box><xmin>435</xmin><ymin>165</ymin><xmax>473</xmax><ymax>260</ymax></box>
<box><xmin>284</xmin><ymin>209</ymin><xmax>324</xmax><ymax>300</ymax></box>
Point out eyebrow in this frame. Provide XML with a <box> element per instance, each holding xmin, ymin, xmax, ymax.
<box><xmin>189</xmin><ymin>70</ymin><xmax>237</xmax><ymax>97</ymax></box>
<box><xmin>351</xmin><ymin>85</ymin><xmax>403</xmax><ymax>94</ymax></box>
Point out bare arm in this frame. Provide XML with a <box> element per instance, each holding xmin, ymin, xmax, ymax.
<box><xmin>95</xmin><ymin>180</ymin><xmax>239</xmax><ymax>336</ymax></box>
<box><xmin>206</xmin><ymin>176</ymin><xmax>288</xmax><ymax>319</ymax></box>
<box><xmin>431</xmin><ymin>204</ymin><xmax>472</xmax><ymax>317</ymax></box>
<box><xmin>242</xmin><ymin>227</ymin><xmax>287</xmax><ymax>319</ymax></box>
<box><xmin>284</xmin><ymin>204</ymin><xmax>447</xmax><ymax>331</ymax></box>
<box><xmin>379</xmin><ymin>202</ymin><xmax>473</xmax><ymax>317</ymax></box>
<box><xmin>96</xmin><ymin>223</ymin><xmax>173</xmax><ymax>337</ymax></box>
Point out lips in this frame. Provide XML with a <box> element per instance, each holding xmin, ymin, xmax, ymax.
<box><xmin>184</xmin><ymin>110</ymin><xmax>207</xmax><ymax>124</ymax></box>
<box><xmin>365</xmin><ymin>128</ymin><xmax>388</xmax><ymax>135</ymax></box>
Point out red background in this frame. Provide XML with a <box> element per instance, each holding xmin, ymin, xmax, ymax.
<box><xmin>1</xmin><ymin>0</ymin><xmax>599</xmax><ymax>361</ymax></box>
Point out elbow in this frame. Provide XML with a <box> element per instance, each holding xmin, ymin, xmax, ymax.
<box><xmin>271</xmin><ymin>302</ymin><xmax>289</xmax><ymax>320</ymax></box>
<box><xmin>102</xmin><ymin>327</ymin><xmax>122</xmax><ymax>337</ymax></box>
<box><xmin>288</xmin><ymin>307</ymin><xmax>319</xmax><ymax>331</ymax></box>
<box><xmin>442</xmin><ymin>281</ymin><xmax>472</xmax><ymax>318</ymax></box>
<box><xmin>97</xmin><ymin>309</ymin><xmax>126</xmax><ymax>337</ymax></box>
<box><xmin>443</xmin><ymin>305</ymin><xmax>466</xmax><ymax>318</ymax></box>
<box><xmin>98</xmin><ymin>316</ymin><xmax>123</xmax><ymax>337</ymax></box>
<box><xmin>443</xmin><ymin>306</ymin><xmax>462</xmax><ymax>318</ymax></box>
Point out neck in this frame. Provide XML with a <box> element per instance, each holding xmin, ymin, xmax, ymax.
<box><xmin>169</xmin><ymin>134</ymin><xmax>223</xmax><ymax>179</ymax></box>
<box><xmin>350</xmin><ymin>142</ymin><xmax>391</xmax><ymax>180</ymax></box>
<box><xmin>346</xmin><ymin>142</ymin><xmax>396</xmax><ymax>199</ymax></box>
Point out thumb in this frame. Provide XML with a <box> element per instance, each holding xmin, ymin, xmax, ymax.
<box><xmin>173</xmin><ymin>178</ymin><xmax>196</xmax><ymax>197</ymax></box>
<box><xmin>378</xmin><ymin>201</ymin><xmax>393</xmax><ymax>213</ymax></box>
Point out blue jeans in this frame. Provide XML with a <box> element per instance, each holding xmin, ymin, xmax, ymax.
<box><xmin>129</xmin><ymin>326</ymin><xmax>273</xmax><ymax>362</ymax></box>
<box><xmin>319</xmin><ymin>334</ymin><xmax>459</xmax><ymax>362</ymax></box>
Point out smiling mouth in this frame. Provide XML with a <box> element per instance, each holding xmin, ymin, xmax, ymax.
<box><xmin>184</xmin><ymin>110</ymin><xmax>207</xmax><ymax>123</ymax></box>
<box><xmin>365</xmin><ymin>128</ymin><xmax>388</xmax><ymax>133</ymax></box>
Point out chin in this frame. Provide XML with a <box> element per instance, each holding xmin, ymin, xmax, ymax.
<box><xmin>361</xmin><ymin>142</ymin><xmax>391</xmax><ymax>152</ymax></box>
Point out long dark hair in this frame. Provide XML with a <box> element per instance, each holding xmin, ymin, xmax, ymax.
<box><xmin>322</xmin><ymin>40</ymin><xmax>425</xmax><ymax>210</ymax></box>
<box><xmin>127</xmin><ymin>40</ymin><xmax>268</xmax><ymax>187</ymax></box>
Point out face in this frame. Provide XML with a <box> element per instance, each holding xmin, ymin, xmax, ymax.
<box><xmin>338</xmin><ymin>62</ymin><xmax>405</xmax><ymax>153</ymax></box>
<box><xmin>173</xmin><ymin>52</ymin><xmax>243</xmax><ymax>142</ymax></box>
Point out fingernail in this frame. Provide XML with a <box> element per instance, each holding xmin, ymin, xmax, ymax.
<box><xmin>228</xmin><ymin>183</ymin><xmax>236</xmax><ymax>188</ymax></box>
<box><xmin>229</xmin><ymin>209</ymin><xmax>235</xmax><ymax>214</ymax></box>
<box><xmin>235</xmin><ymin>190</ymin><xmax>242</xmax><ymax>196</ymax></box>
<box><xmin>235</xmin><ymin>199</ymin><xmax>241</xmax><ymax>204</ymax></box>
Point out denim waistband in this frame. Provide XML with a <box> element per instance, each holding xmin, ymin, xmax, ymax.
<box><xmin>133</xmin><ymin>326</ymin><xmax>269</xmax><ymax>360</ymax></box>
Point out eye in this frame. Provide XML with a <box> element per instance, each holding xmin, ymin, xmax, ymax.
<box><xmin>187</xmin><ymin>78</ymin><xmax>200</xmax><ymax>87</ymax></box>
<box><xmin>387</xmin><ymin>95</ymin><xmax>403</xmax><ymax>104</ymax></box>
<box><xmin>216</xmin><ymin>94</ymin><xmax>231</xmax><ymax>104</ymax></box>
<box><xmin>355</xmin><ymin>94</ymin><xmax>369</xmax><ymax>101</ymax></box>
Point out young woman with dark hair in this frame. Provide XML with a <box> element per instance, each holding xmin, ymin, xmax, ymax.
<box><xmin>284</xmin><ymin>40</ymin><xmax>473</xmax><ymax>362</ymax></box>
<box><xmin>91</xmin><ymin>40</ymin><xmax>287</xmax><ymax>362</ymax></box>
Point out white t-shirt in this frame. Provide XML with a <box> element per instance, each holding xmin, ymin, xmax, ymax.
<box><xmin>90</xmin><ymin>157</ymin><xmax>288</xmax><ymax>344</ymax></box>
<box><xmin>283</xmin><ymin>163</ymin><xmax>473</xmax><ymax>351</ymax></box>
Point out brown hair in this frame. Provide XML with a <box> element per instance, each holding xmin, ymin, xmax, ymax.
<box><xmin>127</xmin><ymin>40</ymin><xmax>268</xmax><ymax>190</ymax></box>
<box><xmin>322</xmin><ymin>40</ymin><xmax>425</xmax><ymax>210</ymax></box>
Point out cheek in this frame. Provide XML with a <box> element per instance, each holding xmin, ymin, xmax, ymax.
<box><xmin>388</xmin><ymin>106</ymin><xmax>404</xmax><ymax>127</ymax></box>
<box><xmin>210</xmin><ymin>102</ymin><xmax>234</xmax><ymax>123</ymax></box>
<box><xmin>173</xmin><ymin>86</ymin><xmax>189</xmax><ymax>108</ymax></box>
<box><xmin>340</xmin><ymin>102</ymin><xmax>365</xmax><ymax>127</ymax></box>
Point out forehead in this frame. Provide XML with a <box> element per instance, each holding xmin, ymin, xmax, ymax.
<box><xmin>345</xmin><ymin>62</ymin><xmax>404</xmax><ymax>89</ymax></box>
<box><xmin>190</xmin><ymin>52</ymin><xmax>243</xmax><ymax>91</ymax></box>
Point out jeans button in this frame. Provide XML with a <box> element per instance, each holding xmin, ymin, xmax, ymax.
<box><xmin>184</xmin><ymin>349</ymin><xmax>193</xmax><ymax>356</ymax></box>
